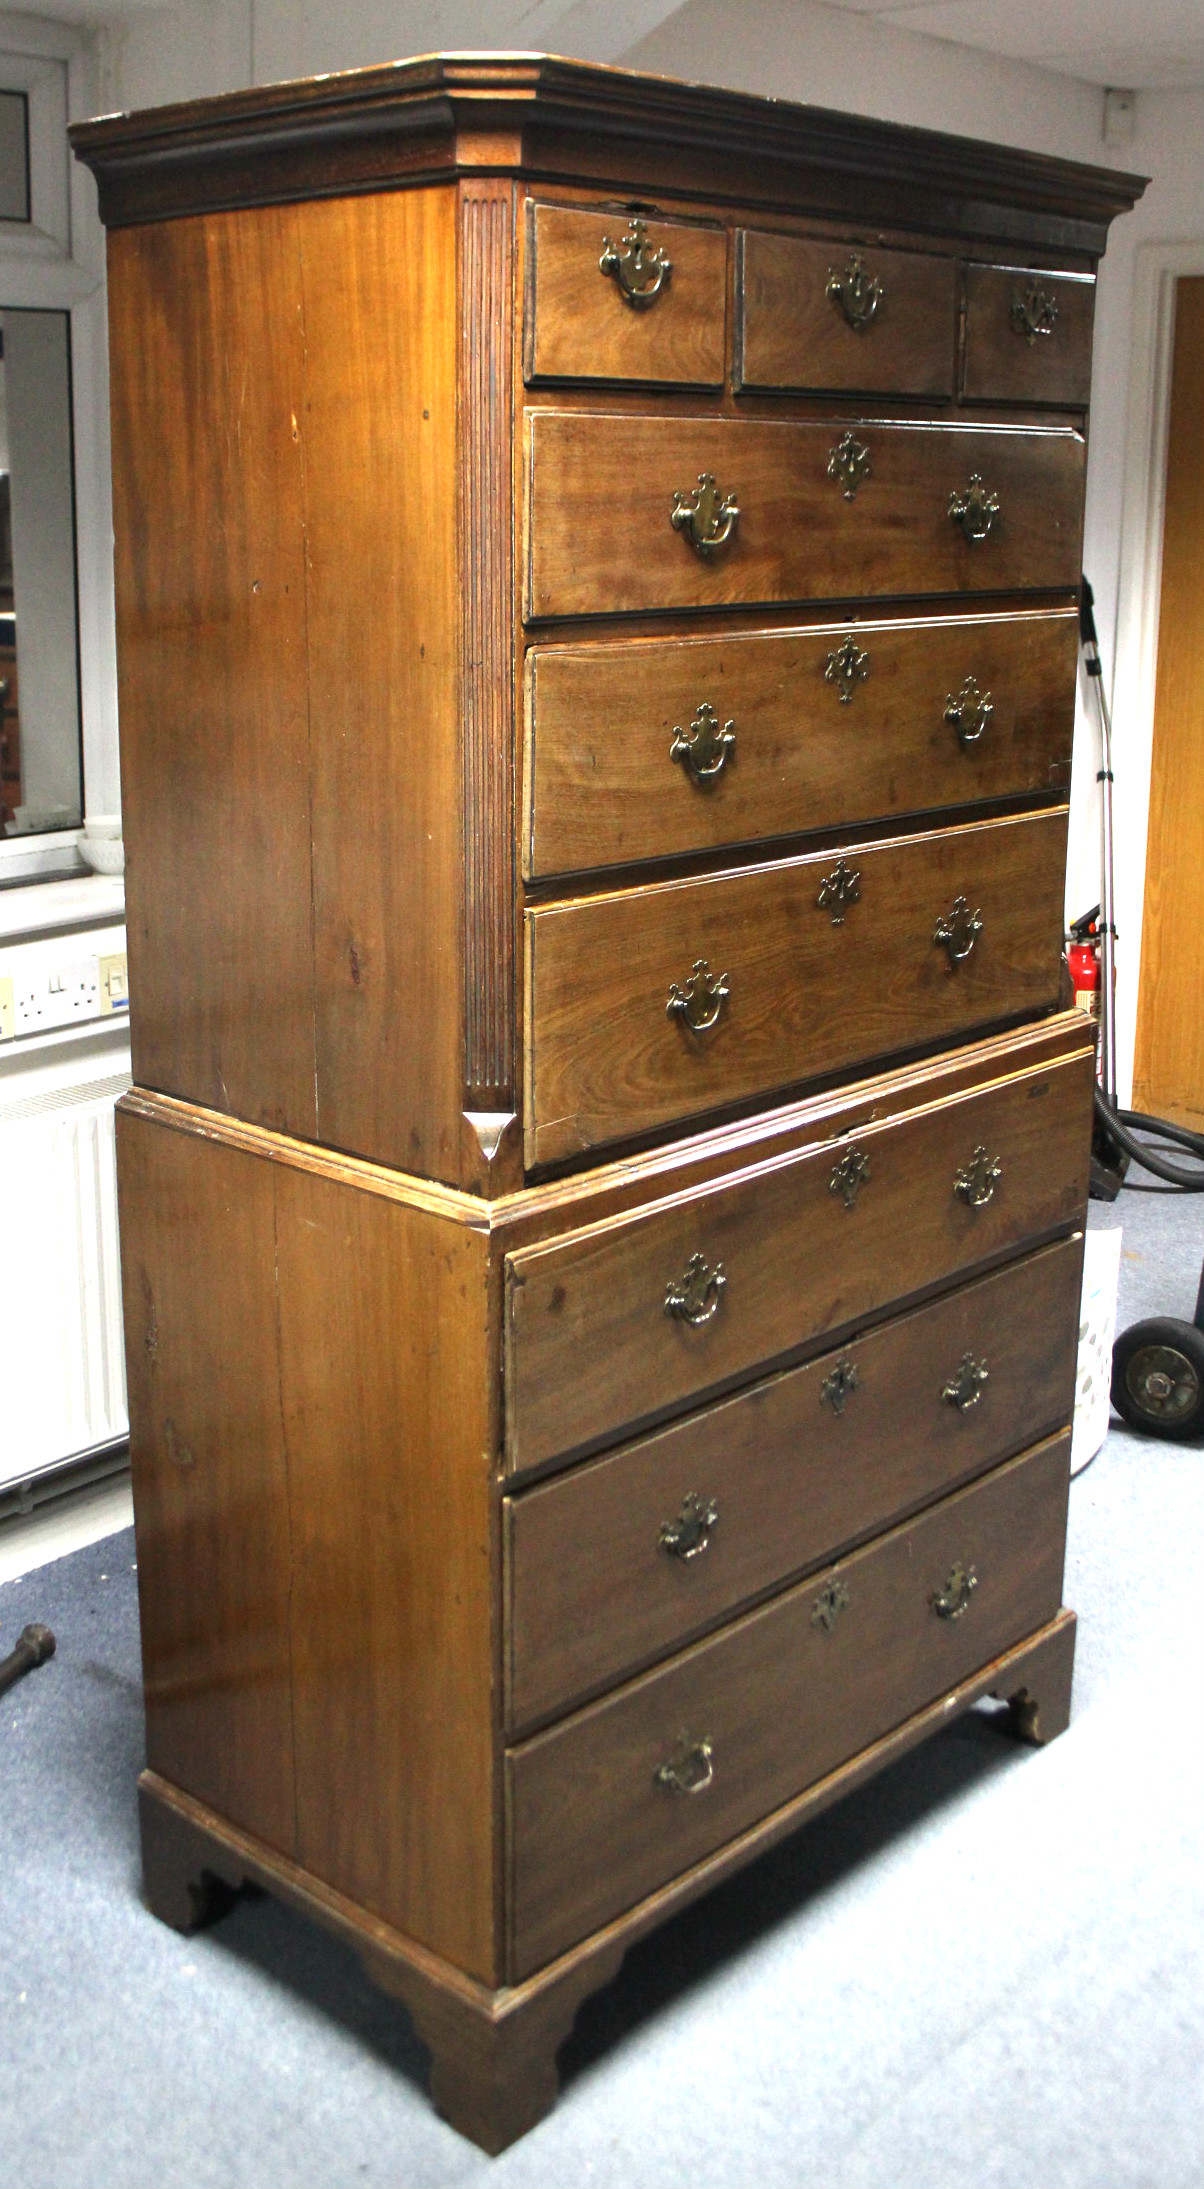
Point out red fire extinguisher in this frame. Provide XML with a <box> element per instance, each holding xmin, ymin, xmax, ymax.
<box><xmin>1067</xmin><ymin>906</ymin><xmax>1102</xmax><ymax>1019</ymax></box>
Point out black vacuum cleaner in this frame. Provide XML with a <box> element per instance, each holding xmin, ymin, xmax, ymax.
<box><xmin>1078</xmin><ymin>577</ymin><xmax>1204</xmax><ymax>1440</ymax></box>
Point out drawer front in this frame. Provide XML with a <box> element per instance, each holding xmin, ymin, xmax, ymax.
<box><xmin>508</xmin><ymin>1433</ymin><xmax>1070</xmax><ymax>1975</ymax></box>
<box><xmin>506</xmin><ymin>1040</ymin><xmax>1093</xmax><ymax>1472</ymax></box>
<box><xmin>525</xmin><ymin>413</ymin><xmax>1084</xmax><ymax>621</ymax></box>
<box><xmin>525</xmin><ymin>202</ymin><xmax>727</xmax><ymax>388</ymax></box>
<box><xmin>524</xmin><ymin>610</ymin><xmax>1077</xmax><ymax>880</ymax></box>
<box><xmin>525</xmin><ymin>806</ymin><xmax>1068</xmax><ymax>1167</ymax></box>
<box><xmin>505</xmin><ymin>1235</ymin><xmax>1082</xmax><ymax>1731</ymax></box>
<box><xmin>963</xmin><ymin>265</ymin><xmax>1095</xmax><ymax>407</ymax></box>
<box><xmin>736</xmin><ymin>230</ymin><xmax>956</xmax><ymax>395</ymax></box>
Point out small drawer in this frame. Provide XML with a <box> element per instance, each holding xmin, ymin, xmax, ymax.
<box><xmin>736</xmin><ymin>229</ymin><xmax>956</xmax><ymax>396</ymax></box>
<box><xmin>506</xmin><ymin>1235</ymin><xmax>1082</xmax><ymax>1731</ymax></box>
<box><xmin>507</xmin><ymin>1432</ymin><xmax>1070</xmax><ymax>1974</ymax></box>
<box><xmin>963</xmin><ymin>264</ymin><xmax>1095</xmax><ymax>407</ymax></box>
<box><xmin>523</xmin><ymin>609</ymin><xmax>1077</xmax><ymax>880</ymax></box>
<box><xmin>524</xmin><ymin>201</ymin><xmax>727</xmax><ymax>388</ymax></box>
<box><xmin>505</xmin><ymin>1038</ymin><xmax>1092</xmax><ymax>1473</ymax></box>
<box><xmin>525</xmin><ymin>412</ymin><xmax>1085</xmax><ymax>620</ymax></box>
<box><xmin>524</xmin><ymin>806</ymin><xmax>1068</xmax><ymax>1167</ymax></box>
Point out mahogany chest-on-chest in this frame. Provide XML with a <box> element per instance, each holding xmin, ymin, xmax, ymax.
<box><xmin>72</xmin><ymin>55</ymin><xmax>1143</xmax><ymax>2151</ymax></box>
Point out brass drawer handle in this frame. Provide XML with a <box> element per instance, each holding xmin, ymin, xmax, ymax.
<box><xmin>933</xmin><ymin>895</ymin><xmax>983</xmax><ymax>967</ymax></box>
<box><xmin>671</xmin><ymin>473</ymin><xmax>739</xmax><ymax>559</ymax></box>
<box><xmin>830</xmin><ymin>1144</ymin><xmax>871</xmax><ymax>1210</ymax></box>
<box><xmin>948</xmin><ymin>474</ymin><xmax>1000</xmax><ymax>542</ymax></box>
<box><xmin>1010</xmin><ymin>279</ymin><xmax>1059</xmax><ymax>345</ymax></box>
<box><xmin>664</xmin><ymin>1251</ymin><xmax>726</xmax><ymax>1325</ymax></box>
<box><xmin>598</xmin><ymin>216</ymin><xmax>672</xmax><ymax>308</ymax></box>
<box><xmin>826</xmin><ymin>251</ymin><xmax>883</xmax><ymax>332</ymax></box>
<box><xmin>945</xmin><ymin>675</ymin><xmax>994</xmax><ymax>747</ymax></box>
<box><xmin>954</xmin><ymin>1145</ymin><xmax>1003</xmax><ymax>1208</ymax></box>
<box><xmin>942</xmin><ymin>1352</ymin><xmax>990</xmax><ymax>1411</ymax></box>
<box><xmin>817</xmin><ymin>856</ymin><xmax>861</xmax><ymax>926</ymax></box>
<box><xmin>824</xmin><ymin>633</ymin><xmax>871</xmax><ymax>704</ymax></box>
<box><xmin>932</xmin><ymin>1562</ymin><xmax>978</xmax><ymax>1620</ymax></box>
<box><xmin>671</xmin><ymin>702</ymin><xmax>736</xmax><ymax>784</ymax></box>
<box><xmin>812</xmin><ymin>1578</ymin><xmax>850</xmax><ymax>1633</ymax></box>
<box><xmin>667</xmin><ymin>957</ymin><xmax>729</xmax><ymax>1034</ymax></box>
<box><xmin>659</xmin><ymin>1490</ymin><xmax>719</xmax><ymax>1561</ymax></box>
<box><xmin>654</xmin><ymin>1733</ymin><xmax>714</xmax><ymax>1796</ymax></box>
<box><xmin>820</xmin><ymin>1355</ymin><xmax>860</xmax><ymax>1417</ymax></box>
<box><xmin>828</xmin><ymin>429</ymin><xmax>872</xmax><ymax>502</ymax></box>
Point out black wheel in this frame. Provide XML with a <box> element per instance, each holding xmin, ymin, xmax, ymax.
<box><xmin>1111</xmin><ymin>1317</ymin><xmax>1204</xmax><ymax>1440</ymax></box>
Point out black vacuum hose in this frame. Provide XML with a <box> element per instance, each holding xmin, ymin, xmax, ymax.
<box><xmin>1094</xmin><ymin>1084</ymin><xmax>1204</xmax><ymax>1190</ymax></box>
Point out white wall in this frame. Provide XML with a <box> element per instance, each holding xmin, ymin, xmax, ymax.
<box><xmin>92</xmin><ymin>0</ymin><xmax>1204</xmax><ymax>1099</ymax></box>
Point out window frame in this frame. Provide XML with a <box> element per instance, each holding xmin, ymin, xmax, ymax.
<box><xmin>0</xmin><ymin>13</ymin><xmax>117</xmax><ymax>892</ymax></box>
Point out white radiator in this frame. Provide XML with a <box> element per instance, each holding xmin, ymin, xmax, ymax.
<box><xmin>0</xmin><ymin>1042</ymin><xmax>131</xmax><ymax>1492</ymax></box>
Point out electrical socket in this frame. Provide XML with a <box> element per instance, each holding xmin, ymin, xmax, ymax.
<box><xmin>0</xmin><ymin>976</ymin><xmax>12</xmax><ymax>1041</ymax></box>
<box><xmin>98</xmin><ymin>952</ymin><xmax>129</xmax><ymax>1013</ymax></box>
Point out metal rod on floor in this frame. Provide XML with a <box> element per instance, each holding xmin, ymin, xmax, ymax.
<box><xmin>0</xmin><ymin>1623</ymin><xmax>56</xmax><ymax>1699</ymax></box>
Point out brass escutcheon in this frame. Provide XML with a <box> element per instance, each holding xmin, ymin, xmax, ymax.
<box><xmin>664</xmin><ymin>1251</ymin><xmax>727</xmax><ymax>1326</ymax></box>
<box><xmin>1010</xmin><ymin>279</ymin><xmax>1059</xmax><ymax>345</ymax></box>
<box><xmin>671</xmin><ymin>473</ymin><xmax>740</xmax><ymax>559</ymax></box>
<box><xmin>945</xmin><ymin>675</ymin><xmax>994</xmax><ymax>747</ymax></box>
<box><xmin>817</xmin><ymin>857</ymin><xmax>862</xmax><ymax>927</ymax></box>
<box><xmin>654</xmin><ymin>1732</ymin><xmax>714</xmax><ymax>1796</ymax></box>
<box><xmin>812</xmin><ymin>1578</ymin><xmax>850</xmax><ymax>1633</ymax></box>
<box><xmin>948</xmin><ymin>474</ymin><xmax>1000</xmax><ymax>542</ymax></box>
<box><xmin>826</xmin><ymin>250</ymin><xmax>884</xmax><ymax>332</ymax></box>
<box><xmin>942</xmin><ymin>1351</ymin><xmax>990</xmax><ymax>1411</ymax></box>
<box><xmin>932</xmin><ymin>1562</ymin><xmax>978</xmax><ymax>1620</ymax></box>
<box><xmin>659</xmin><ymin>1490</ymin><xmax>719</xmax><ymax>1561</ymax></box>
<box><xmin>824</xmin><ymin>634</ymin><xmax>871</xmax><ymax>705</ymax></box>
<box><xmin>598</xmin><ymin>216</ymin><xmax>672</xmax><ymax>308</ymax></box>
<box><xmin>828</xmin><ymin>430</ymin><xmax>872</xmax><ymax>502</ymax></box>
<box><xmin>934</xmin><ymin>895</ymin><xmax>984</xmax><ymax>968</ymax></box>
<box><xmin>670</xmin><ymin>701</ymin><xmax>736</xmax><ymax>785</ymax></box>
<box><xmin>830</xmin><ymin>1144</ymin><xmax>871</xmax><ymax>1210</ymax></box>
<box><xmin>821</xmin><ymin>1356</ymin><xmax>861</xmax><ymax>1417</ymax></box>
<box><xmin>954</xmin><ymin>1145</ymin><xmax>1003</xmax><ymax>1208</ymax></box>
<box><xmin>667</xmin><ymin>957</ymin><xmax>729</xmax><ymax>1033</ymax></box>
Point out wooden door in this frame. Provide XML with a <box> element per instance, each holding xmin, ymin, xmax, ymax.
<box><xmin>1134</xmin><ymin>278</ymin><xmax>1204</xmax><ymax>1129</ymax></box>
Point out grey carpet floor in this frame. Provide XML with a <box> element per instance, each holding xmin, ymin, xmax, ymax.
<box><xmin>2</xmin><ymin>1189</ymin><xmax>1201</xmax><ymax>2189</ymax></box>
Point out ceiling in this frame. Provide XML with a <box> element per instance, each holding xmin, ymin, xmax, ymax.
<box><xmin>21</xmin><ymin>0</ymin><xmax>1204</xmax><ymax>93</ymax></box>
<box><xmin>815</xmin><ymin>0</ymin><xmax>1204</xmax><ymax>92</ymax></box>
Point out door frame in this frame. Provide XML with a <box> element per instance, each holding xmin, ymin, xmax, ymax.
<box><xmin>1111</xmin><ymin>243</ymin><xmax>1204</xmax><ymax>1104</ymax></box>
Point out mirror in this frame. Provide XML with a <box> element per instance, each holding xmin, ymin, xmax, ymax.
<box><xmin>0</xmin><ymin>307</ymin><xmax>82</xmax><ymax>839</ymax></box>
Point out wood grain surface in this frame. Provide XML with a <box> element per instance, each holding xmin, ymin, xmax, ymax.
<box><xmin>506</xmin><ymin>1042</ymin><xmax>1093</xmax><ymax>1471</ymax></box>
<box><xmin>117</xmin><ymin>1100</ymin><xmax>500</xmax><ymax>1982</ymax></box>
<box><xmin>524</xmin><ymin>807</ymin><xmax>1068</xmax><ymax>1164</ymax></box>
<box><xmin>525</xmin><ymin>412</ymin><xmax>1086</xmax><ymax>620</ymax></box>
<box><xmin>525</xmin><ymin>201</ymin><xmax>727</xmax><ymax>386</ymax></box>
<box><xmin>108</xmin><ymin>208</ymin><xmax>317</xmax><ymax>1138</ymax></box>
<box><xmin>301</xmin><ymin>185</ymin><xmax>465</xmax><ymax>1178</ymax></box>
<box><xmin>507</xmin><ymin>1432</ymin><xmax>1070</xmax><ymax>1974</ymax></box>
<box><xmin>505</xmin><ymin>1234</ymin><xmax>1082</xmax><ymax>1730</ymax></box>
<box><xmin>962</xmin><ymin>264</ymin><xmax>1095</xmax><ymax>407</ymax></box>
<box><xmin>1133</xmin><ymin>277</ymin><xmax>1204</xmax><ymax>1130</ymax></box>
<box><xmin>736</xmin><ymin>229</ymin><xmax>956</xmax><ymax>394</ymax></box>
<box><xmin>117</xmin><ymin>1106</ymin><xmax>298</xmax><ymax>1854</ymax></box>
<box><xmin>524</xmin><ymin>608</ymin><xmax>1077</xmax><ymax>878</ymax></box>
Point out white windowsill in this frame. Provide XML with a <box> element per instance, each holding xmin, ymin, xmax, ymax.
<box><xmin>0</xmin><ymin>870</ymin><xmax>125</xmax><ymax>941</ymax></box>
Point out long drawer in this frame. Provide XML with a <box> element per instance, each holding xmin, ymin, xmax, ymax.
<box><xmin>525</xmin><ymin>413</ymin><xmax>1085</xmax><ymax>621</ymax></box>
<box><xmin>523</xmin><ymin>609</ymin><xmax>1077</xmax><ymax>880</ymax></box>
<box><xmin>505</xmin><ymin>1039</ymin><xmax>1093</xmax><ymax>1473</ymax></box>
<box><xmin>505</xmin><ymin>1234</ymin><xmax>1081</xmax><ymax>1731</ymax></box>
<box><xmin>525</xmin><ymin>807</ymin><xmax>1068</xmax><ymax>1167</ymax></box>
<box><xmin>507</xmin><ymin>1432</ymin><xmax>1070</xmax><ymax>1975</ymax></box>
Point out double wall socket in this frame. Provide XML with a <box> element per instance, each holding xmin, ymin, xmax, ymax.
<box><xmin>0</xmin><ymin>927</ymin><xmax>128</xmax><ymax>1043</ymax></box>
